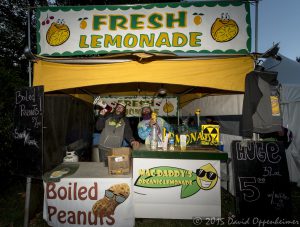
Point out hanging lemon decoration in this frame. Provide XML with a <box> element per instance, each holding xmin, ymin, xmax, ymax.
<box><xmin>79</xmin><ymin>17</ymin><xmax>88</xmax><ymax>30</ymax></box>
<box><xmin>46</xmin><ymin>19</ymin><xmax>70</xmax><ymax>46</ymax></box>
<box><xmin>163</xmin><ymin>101</ymin><xmax>174</xmax><ymax>113</ymax></box>
<box><xmin>211</xmin><ymin>13</ymin><xmax>239</xmax><ymax>42</ymax></box>
<box><xmin>193</xmin><ymin>13</ymin><xmax>204</xmax><ymax>26</ymax></box>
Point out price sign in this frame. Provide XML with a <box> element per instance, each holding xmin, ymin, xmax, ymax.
<box><xmin>13</xmin><ymin>86</ymin><xmax>44</xmax><ymax>178</ymax></box>
<box><xmin>232</xmin><ymin>141</ymin><xmax>292</xmax><ymax>218</ymax></box>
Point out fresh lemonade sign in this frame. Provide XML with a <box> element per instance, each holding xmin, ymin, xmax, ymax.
<box><xmin>36</xmin><ymin>1</ymin><xmax>251</xmax><ymax>56</ymax></box>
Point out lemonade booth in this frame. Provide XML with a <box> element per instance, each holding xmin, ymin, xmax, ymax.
<box><xmin>30</xmin><ymin>1</ymin><xmax>254</xmax><ymax>226</ymax></box>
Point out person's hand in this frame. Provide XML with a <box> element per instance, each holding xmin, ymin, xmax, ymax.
<box><xmin>131</xmin><ymin>140</ymin><xmax>140</xmax><ymax>149</ymax></box>
<box><xmin>99</xmin><ymin>109</ymin><xmax>107</xmax><ymax>116</ymax></box>
<box><xmin>149</xmin><ymin>118</ymin><xmax>157</xmax><ymax>127</ymax></box>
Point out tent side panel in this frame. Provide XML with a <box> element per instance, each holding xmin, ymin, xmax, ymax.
<box><xmin>43</xmin><ymin>94</ymin><xmax>94</xmax><ymax>172</ymax></box>
<box><xmin>182</xmin><ymin>94</ymin><xmax>244</xmax><ymax>116</ymax></box>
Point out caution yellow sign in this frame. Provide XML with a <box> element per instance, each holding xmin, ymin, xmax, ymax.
<box><xmin>201</xmin><ymin>124</ymin><xmax>219</xmax><ymax>145</ymax></box>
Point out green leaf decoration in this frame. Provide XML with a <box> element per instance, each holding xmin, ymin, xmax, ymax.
<box><xmin>181</xmin><ymin>179</ymin><xmax>200</xmax><ymax>199</ymax></box>
<box><xmin>134</xmin><ymin>166</ymin><xmax>195</xmax><ymax>189</ymax></box>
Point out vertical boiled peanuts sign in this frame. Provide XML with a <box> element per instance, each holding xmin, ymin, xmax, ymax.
<box><xmin>13</xmin><ymin>86</ymin><xmax>44</xmax><ymax>178</ymax></box>
<box><xmin>36</xmin><ymin>1</ymin><xmax>251</xmax><ymax>56</ymax></box>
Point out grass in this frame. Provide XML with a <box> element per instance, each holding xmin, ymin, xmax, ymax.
<box><xmin>0</xmin><ymin>177</ymin><xmax>299</xmax><ymax>227</ymax></box>
<box><xmin>0</xmin><ymin>178</ymin><xmax>25</xmax><ymax>227</ymax></box>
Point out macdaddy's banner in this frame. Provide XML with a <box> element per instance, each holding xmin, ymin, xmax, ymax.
<box><xmin>36</xmin><ymin>1</ymin><xmax>251</xmax><ymax>56</ymax></box>
<box><xmin>133</xmin><ymin>159</ymin><xmax>221</xmax><ymax>218</ymax></box>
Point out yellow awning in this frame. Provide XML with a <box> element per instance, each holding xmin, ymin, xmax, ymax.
<box><xmin>33</xmin><ymin>56</ymin><xmax>254</xmax><ymax>106</ymax></box>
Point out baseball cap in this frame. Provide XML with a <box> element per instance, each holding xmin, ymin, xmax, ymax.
<box><xmin>141</xmin><ymin>103</ymin><xmax>151</xmax><ymax>109</ymax></box>
<box><xmin>117</xmin><ymin>100</ymin><xmax>126</xmax><ymax>107</ymax></box>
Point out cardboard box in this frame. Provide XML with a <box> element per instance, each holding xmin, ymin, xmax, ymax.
<box><xmin>108</xmin><ymin>147</ymin><xmax>131</xmax><ymax>175</ymax></box>
<box><xmin>109</xmin><ymin>147</ymin><xmax>131</xmax><ymax>156</ymax></box>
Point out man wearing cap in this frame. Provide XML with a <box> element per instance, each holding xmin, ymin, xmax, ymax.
<box><xmin>96</xmin><ymin>101</ymin><xmax>139</xmax><ymax>149</ymax></box>
<box><xmin>138</xmin><ymin>103</ymin><xmax>171</xmax><ymax>145</ymax></box>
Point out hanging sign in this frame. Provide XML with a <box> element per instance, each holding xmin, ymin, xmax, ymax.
<box><xmin>95</xmin><ymin>96</ymin><xmax>178</xmax><ymax>117</ymax></box>
<box><xmin>36</xmin><ymin>1</ymin><xmax>251</xmax><ymax>56</ymax></box>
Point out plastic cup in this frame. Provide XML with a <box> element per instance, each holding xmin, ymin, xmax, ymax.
<box><xmin>180</xmin><ymin>135</ymin><xmax>187</xmax><ymax>151</ymax></box>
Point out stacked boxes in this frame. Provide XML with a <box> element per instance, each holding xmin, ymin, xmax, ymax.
<box><xmin>107</xmin><ymin>147</ymin><xmax>131</xmax><ymax>175</ymax></box>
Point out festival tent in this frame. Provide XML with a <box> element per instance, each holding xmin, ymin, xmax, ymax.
<box><xmin>263</xmin><ymin>54</ymin><xmax>300</xmax><ymax>186</ymax></box>
<box><xmin>32</xmin><ymin>55</ymin><xmax>254</xmax><ymax>172</ymax></box>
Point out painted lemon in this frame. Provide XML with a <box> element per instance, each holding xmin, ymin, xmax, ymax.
<box><xmin>79</xmin><ymin>17</ymin><xmax>88</xmax><ymax>30</ymax></box>
<box><xmin>211</xmin><ymin>18</ymin><xmax>239</xmax><ymax>42</ymax></box>
<box><xmin>163</xmin><ymin>101</ymin><xmax>174</xmax><ymax>113</ymax></box>
<box><xmin>80</xmin><ymin>20</ymin><xmax>87</xmax><ymax>29</ymax></box>
<box><xmin>194</xmin><ymin>15</ymin><xmax>202</xmax><ymax>25</ymax></box>
<box><xmin>193</xmin><ymin>13</ymin><xmax>204</xmax><ymax>26</ymax></box>
<box><xmin>46</xmin><ymin>22</ymin><xmax>70</xmax><ymax>46</ymax></box>
<box><xmin>196</xmin><ymin>163</ymin><xmax>218</xmax><ymax>190</ymax></box>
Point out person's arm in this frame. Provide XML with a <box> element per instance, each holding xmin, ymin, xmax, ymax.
<box><xmin>123</xmin><ymin>118</ymin><xmax>139</xmax><ymax>147</ymax></box>
<box><xmin>95</xmin><ymin>113</ymin><xmax>110</xmax><ymax>131</ymax></box>
<box><xmin>138</xmin><ymin>120</ymin><xmax>151</xmax><ymax>141</ymax></box>
<box><xmin>162</xmin><ymin>118</ymin><xmax>171</xmax><ymax>132</ymax></box>
<box><xmin>156</xmin><ymin>117</ymin><xmax>171</xmax><ymax>135</ymax></box>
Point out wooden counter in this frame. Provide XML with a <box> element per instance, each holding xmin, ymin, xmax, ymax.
<box><xmin>63</xmin><ymin>162</ymin><xmax>131</xmax><ymax>178</ymax></box>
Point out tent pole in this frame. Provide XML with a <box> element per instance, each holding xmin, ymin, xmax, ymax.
<box><xmin>253</xmin><ymin>0</ymin><xmax>259</xmax><ymax>141</ymax></box>
<box><xmin>177</xmin><ymin>109</ymin><xmax>180</xmax><ymax>126</ymax></box>
<box><xmin>28</xmin><ymin>63</ymin><xmax>32</xmax><ymax>87</ymax></box>
<box><xmin>27</xmin><ymin>6</ymin><xmax>32</xmax><ymax>87</ymax></box>
<box><xmin>24</xmin><ymin>177</ymin><xmax>31</xmax><ymax>227</ymax></box>
<box><xmin>255</xmin><ymin>0</ymin><xmax>259</xmax><ymax>53</ymax></box>
<box><xmin>24</xmin><ymin>6</ymin><xmax>32</xmax><ymax>227</ymax></box>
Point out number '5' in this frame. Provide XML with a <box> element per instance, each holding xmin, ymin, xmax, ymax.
<box><xmin>239</xmin><ymin>177</ymin><xmax>260</xmax><ymax>202</ymax></box>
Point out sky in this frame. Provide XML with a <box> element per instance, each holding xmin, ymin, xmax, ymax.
<box><xmin>251</xmin><ymin>0</ymin><xmax>300</xmax><ymax>61</ymax></box>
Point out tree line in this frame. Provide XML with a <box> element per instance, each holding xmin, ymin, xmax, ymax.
<box><xmin>0</xmin><ymin>0</ymin><xmax>180</xmax><ymax>187</ymax></box>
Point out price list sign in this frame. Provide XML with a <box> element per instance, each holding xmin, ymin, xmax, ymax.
<box><xmin>232</xmin><ymin>141</ymin><xmax>292</xmax><ymax>219</ymax></box>
<box><xmin>13</xmin><ymin>86</ymin><xmax>44</xmax><ymax>178</ymax></box>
